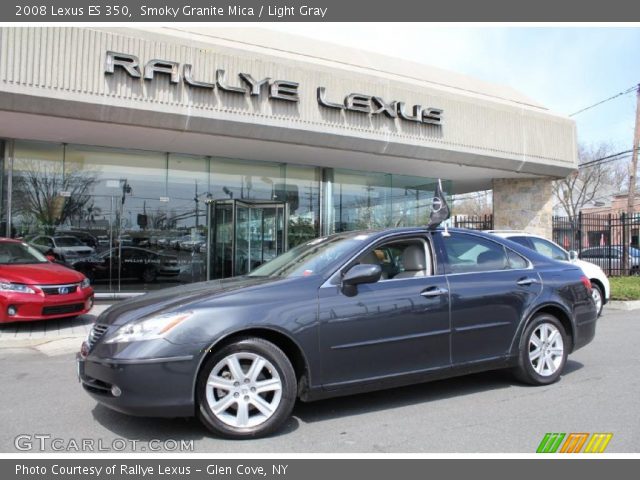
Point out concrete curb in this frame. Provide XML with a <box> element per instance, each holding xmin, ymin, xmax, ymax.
<box><xmin>607</xmin><ymin>300</ymin><xmax>640</xmax><ymax>311</ymax></box>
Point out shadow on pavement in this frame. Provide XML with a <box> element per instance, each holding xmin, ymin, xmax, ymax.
<box><xmin>90</xmin><ymin>360</ymin><xmax>583</xmax><ymax>440</ymax></box>
<box><xmin>91</xmin><ymin>404</ymin><xmax>300</xmax><ymax>442</ymax></box>
<box><xmin>293</xmin><ymin>360</ymin><xmax>584</xmax><ymax>424</ymax></box>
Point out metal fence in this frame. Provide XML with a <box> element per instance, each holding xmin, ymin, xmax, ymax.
<box><xmin>452</xmin><ymin>215</ymin><xmax>494</xmax><ymax>230</ymax></box>
<box><xmin>552</xmin><ymin>213</ymin><xmax>640</xmax><ymax>276</ymax></box>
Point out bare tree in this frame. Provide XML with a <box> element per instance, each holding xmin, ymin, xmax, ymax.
<box><xmin>553</xmin><ymin>143</ymin><xmax>623</xmax><ymax>225</ymax></box>
<box><xmin>452</xmin><ymin>190</ymin><xmax>492</xmax><ymax>217</ymax></box>
<box><xmin>12</xmin><ymin>158</ymin><xmax>99</xmax><ymax>235</ymax></box>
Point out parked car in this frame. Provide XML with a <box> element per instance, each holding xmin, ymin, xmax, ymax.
<box><xmin>116</xmin><ymin>235</ymin><xmax>133</xmax><ymax>247</ymax></box>
<box><xmin>96</xmin><ymin>235</ymin><xmax>110</xmax><ymax>247</ymax></box>
<box><xmin>72</xmin><ymin>247</ymin><xmax>180</xmax><ymax>283</ymax></box>
<box><xmin>0</xmin><ymin>238</ymin><xmax>94</xmax><ymax>323</ymax></box>
<box><xmin>29</xmin><ymin>235</ymin><xmax>95</xmax><ymax>262</ymax></box>
<box><xmin>157</xmin><ymin>237</ymin><xmax>173</xmax><ymax>249</ymax></box>
<box><xmin>171</xmin><ymin>235</ymin><xmax>192</xmax><ymax>250</ymax></box>
<box><xmin>78</xmin><ymin>227</ymin><xmax>597</xmax><ymax>438</ymax></box>
<box><xmin>579</xmin><ymin>246</ymin><xmax>640</xmax><ymax>276</ymax></box>
<box><xmin>489</xmin><ymin>231</ymin><xmax>610</xmax><ymax>316</ymax></box>
<box><xmin>56</xmin><ymin>230</ymin><xmax>99</xmax><ymax>249</ymax></box>
<box><xmin>179</xmin><ymin>235</ymin><xmax>206</xmax><ymax>252</ymax></box>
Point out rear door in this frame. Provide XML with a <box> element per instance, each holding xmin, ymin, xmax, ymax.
<box><xmin>434</xmin><ymin>231</ymin><xmax>542</xmax><ymax>364</ymax></box>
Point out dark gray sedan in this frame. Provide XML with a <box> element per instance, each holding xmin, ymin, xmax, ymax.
<box><xmin>78</xmin><ymin>228</ymin><xmax>598</xmax><ymax>438</ymax></box>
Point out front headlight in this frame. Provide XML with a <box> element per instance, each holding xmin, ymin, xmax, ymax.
<box><xmin>104</xmin><ymin>311</ymin><xmax>193</xmax><ymax>344</ymax></box>
<box><xmin>80</xmin><ymin>277</ymin><xmax>91</xmax><ymax>289</ymax></box>
<box><xmin>0</xmin><ymin>282</ymin><xmax>36</xmax><ymax>294</ymax></box>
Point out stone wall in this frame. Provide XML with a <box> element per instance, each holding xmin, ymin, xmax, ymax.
<box><xmin>492</xmin><ymin>178</ymin><xmax>555</xmax><ymax>238</ymax></box>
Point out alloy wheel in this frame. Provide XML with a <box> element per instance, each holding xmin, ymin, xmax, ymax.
<box><xmin>591</xmin><ymin>286</ymin><xmax>603</xmax><ymax>314</ymax></box>
<box><xmin>528</xmin><ymin>323</ymin><xmax>564</xmax><ymax>377</ymax></box>
<box><xmin>205</xmin><ymin>352</ymin><xmax>282</xmax><ymax>428</ymax></box>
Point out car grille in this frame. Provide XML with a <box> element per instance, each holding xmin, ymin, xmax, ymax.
<box><xmin>39</xmin><ymin>284</ymin><xmax>79</xmax><ymax>295</ymax></box>
<box><xmin>87</xmin><ymin>324</ymin><xmax>109</xmax><ymax>349</ymax></box>
<box><xmin>42</xmin><ymin>303</ymin><xmax>84</xmax><ymax>316</ymax></box>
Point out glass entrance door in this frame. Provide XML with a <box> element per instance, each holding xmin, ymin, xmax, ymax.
<box><xmin>207</xmin><ymin>199</ymin><xmax>288</xmax><ymax>279</ymax></box>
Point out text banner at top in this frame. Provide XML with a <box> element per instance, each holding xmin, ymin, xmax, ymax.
<box><xmin>3</xmin><ymin>0</ymin><xmax>640</xmax><ymax>22</ymax></box>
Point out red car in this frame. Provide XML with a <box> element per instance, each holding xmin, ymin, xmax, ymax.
<box><xmin>0</xmin><ymin>238</ymin><xmax>94</xmax><ymax>323</ymax></box>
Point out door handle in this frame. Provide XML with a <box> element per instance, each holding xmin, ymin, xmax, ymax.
<box><xmin>420</xmin><ymin>287</ymin><xmax>448</xmax><ymax>298</ymax></box>
<box><xmin>517</xmin><ymin>277</ymin><xmax>539</xmax><ymax>286</ymax></box>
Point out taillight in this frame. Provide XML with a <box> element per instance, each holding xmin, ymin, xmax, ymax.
<box><xmin>581</xmin><ymin>275</ymin><xmax>592</xmax><ymax>293</ymax></box>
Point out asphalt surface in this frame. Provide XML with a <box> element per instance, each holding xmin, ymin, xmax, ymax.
<box><xmin>0</xmin><ymin>309</ymin><xmax>638</xmax><ymax>453</ymax></box>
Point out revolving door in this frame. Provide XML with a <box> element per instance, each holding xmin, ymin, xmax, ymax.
<box><xmin>206</xmin><ymin>199</ymin><xmax>289</xmax><ymax>279</ymax></box>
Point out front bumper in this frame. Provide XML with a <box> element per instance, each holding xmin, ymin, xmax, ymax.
<box><xmin>0</xmin><ymin>289</ymin><xmax>94</xmax><ymax>323</ymax></box>
<box><xmin>77</xmin><ymin>351</ymin><xmax>199</xmax><ymax>418</ymax></box>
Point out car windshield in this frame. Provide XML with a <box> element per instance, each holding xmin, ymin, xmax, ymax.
<box><xmin>0</xmin><ymin>242</ymin><xmax>49</xmax><ymax>264</ymax></box>
<box><xmin>55</xmin><ymin>236</ymin><xmax>84</xmax><ymax>247</ymax></box>
<box><xmin>248</xmin><ymin>233</ymin><xmax>371</xmax><ymax>278</ymax></box>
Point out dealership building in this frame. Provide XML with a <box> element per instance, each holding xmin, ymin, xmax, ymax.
<box><xmin>0</xmin><ymin>26</ymin><xmax>577</xmax><ymax>294</ymax></box>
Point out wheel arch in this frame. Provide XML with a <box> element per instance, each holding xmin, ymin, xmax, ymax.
<box><xmin>193</xmin><ymin>326</ymin><xmax>312</xmax><ymax>404</ymax></box>
<box><xmin>515</xmin><ymin>303</ymin><xmax>575</xmax><ymax>354</ymax></box>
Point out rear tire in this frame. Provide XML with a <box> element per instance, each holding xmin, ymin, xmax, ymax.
<box><xmin>591</xmin><ymin>283</ymin><xmax>604</xmax><ymax>317</ymax></box>
<box><xmin>513</xmin><ymin>314</ymin><xmax>568</xmax><ymax>386</ymax></box>
<box><xmin>196</xmin><ymin>337</ymin><xmax>297</xmax><ymax>439</ymax></box>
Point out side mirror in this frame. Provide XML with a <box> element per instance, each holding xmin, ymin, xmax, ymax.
<box><xmin>46</xmin><ymin>254</ymin><xmax>56</xmax><ymax>262</ymax></box>
<box><xmin>568</xmin><ymin>250</ymin><xmax>578</xmax><ymax>261</ymax></box>
<box><xmin>341</xmin><ymin>264</ymin><xmax>382</xmax><ymax>296</ymax></box>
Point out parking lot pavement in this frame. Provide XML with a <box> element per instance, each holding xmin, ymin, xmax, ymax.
<box><xmin>0</xmin><ymin>304</ymin><xmax>109</xmax><ymax>354</ymax></box>
<box><xmin>0</xmin><ymin>308</ymin><xmax>638</xmax><ymax>453</ymax></box>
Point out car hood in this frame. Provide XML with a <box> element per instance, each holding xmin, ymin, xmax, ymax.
<box><xmin>96</xmin><ymin>276</ymin><xmax>287</xmax><ymax>326</ymax></box>
<box><xmin>0</xmin><ymin>263</ymin><xmax>85</xmax><ymax>284</ymax></box>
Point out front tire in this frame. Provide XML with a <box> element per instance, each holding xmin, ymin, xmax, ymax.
<box><xmin>513</xmin><ymin>314</ymin><xmax>568</xmax><ymax>385</ymax></box>
<box><xmin>196</xmin><ymin>337</ymin><xmax>297</xmax><ymax>439</ymax></box>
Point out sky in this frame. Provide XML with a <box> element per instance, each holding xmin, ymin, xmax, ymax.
<box><xmin>264</xmin><ymin>25</ymin><xmax>640</xmax><ymax>157</ymax></box>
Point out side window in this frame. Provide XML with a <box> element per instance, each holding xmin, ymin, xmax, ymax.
<box><xmin>356</xmin><ymin>238</ymin><xmax>431</xmax><ymax>281</ymax></box>
<box><xmin>530</xmin><ymin>238</ymin><xmax>567</xmax><ymax>261</ymax></box>
<box><xmin>442</xmin><ymin>233</ymin><xmax>510</xmax><ymax>273</ymax></box>
<box><xmin>507</xmin><ymin>250</ymin><xmax>529</xmax><ymax>269</ymax></box>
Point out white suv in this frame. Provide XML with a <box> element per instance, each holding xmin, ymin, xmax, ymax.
<box><xmin>487</xmin><ymin>231</ymin><xmax>610</xmax><ymax>316</ymax></box>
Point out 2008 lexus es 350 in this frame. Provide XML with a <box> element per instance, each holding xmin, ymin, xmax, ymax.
<box><xmin>77</xmin><ymin>228</ymin><xmax>598</xmax><ymax>438</ymax></box>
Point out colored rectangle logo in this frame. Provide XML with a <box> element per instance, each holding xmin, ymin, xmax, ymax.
<box><xmin>537</xmin><ymin>433</ymin><xmax>612</xmax><ymax>453</ymax></box>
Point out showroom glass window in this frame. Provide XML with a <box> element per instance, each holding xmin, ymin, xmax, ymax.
<box><xmin>333</xmin><ymin>169</ymin><xmax>393</xmax><ymax>232</ymax></box>
<box><xmin>283</xmin><ymin>165</ymin><xmax>321</xmax><ymax>248</ymax></box>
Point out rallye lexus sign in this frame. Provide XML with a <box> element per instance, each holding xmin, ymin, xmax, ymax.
<box><xmin>105</xmin><ymin>51</ymin><xmax>443</xmax><ymax>126</ymax></box>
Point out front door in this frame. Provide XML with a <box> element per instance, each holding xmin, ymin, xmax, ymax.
<box><xmin>318</xmin><ymin>235</ymin><xmax>451</xmax><ymax>388</ymax></box>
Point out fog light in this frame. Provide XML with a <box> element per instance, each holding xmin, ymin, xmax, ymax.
<box><xmin>7</xmin><ymin>306</ymin><xmax>17</xmax><ymax>316</ymax></box>
<box><xmin>111</xmin><ymin>385</ymin><xmax>122</xmax><ymax>397</ymax></box>
<box><xmin>85</xmin><ymin>296</ymin><xmax>94</xmax><ymax>310</ymax></box>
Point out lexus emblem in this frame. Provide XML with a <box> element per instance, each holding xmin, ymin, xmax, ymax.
<box><xmin>59</xmin><ymin>287</ymin><xmax>69</xmax><ymax>295</ymax></box>
<box><xmin>432</xmin><ymin>196</ymin><xmax>443</xmax><ymax>213</ymax></box>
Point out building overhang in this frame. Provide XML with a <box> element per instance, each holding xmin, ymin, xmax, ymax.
<box><xmin>0</xmin><ymin>26</ymin><xmax>578</xmax><ymax>193</ymax></box>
